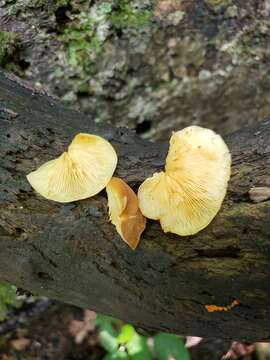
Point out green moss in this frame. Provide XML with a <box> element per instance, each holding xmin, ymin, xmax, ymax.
<box><xmin>58</xmin><ymin>1</ymin><xmax>152</xmax><ymax>80</ymax></box>
<box><xmin>205</xmin><ymin>0</ymin><xmax>232</xmax><ymax>12</ymax></box>
<box><xmin>6</xmin><ymin>0</ymin><xmax>70</xmax><ymax>15</ymax></box>
<box><xmin>225</xmin><ymin>5</ymin><xmax>238</xmax><ymax>18</ymax></box>
<box><xmin>111</xmin><ymin>1</ymin><xmax>151</xmax><ymax>29</ymax></box>
<box><xmin>54</xmin><ymin>0</ymin><xmax>70</xmax><ymax>8</ymax></box>
<box><xmin>0</xmin><ymin>31</ymin><xmax>20</xmax><ymax>65</ymax></box>
<box><xmin>6</xmin><ymin>0</ymin><xmax>44</xmax><ymax>15</ymax></box>
<box><xmin>59</xmin><ymin>10</ymin><xmax>104</xmax><ymax>77</ymax></box>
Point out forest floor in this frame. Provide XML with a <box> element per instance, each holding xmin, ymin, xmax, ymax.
<box><xmin>0</xmin><ymin>301</ymin><xmax>105</xmax><ymax>360</ymax></box>
<box><xmin>0</xmin><ymin>297</ymin><xmax>267</xmax><ymax>360</ymax></box>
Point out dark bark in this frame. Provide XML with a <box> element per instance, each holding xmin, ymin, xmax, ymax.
<box><xmin>0</xmin><ymin>70</ymin><xmax>270</xmax><ymax>341</ymax></box>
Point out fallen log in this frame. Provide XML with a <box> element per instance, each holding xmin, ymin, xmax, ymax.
<box><xmin>0</xmin><ymin>70</ymin><xmax>269</xmax><ymax>341</ymax></box>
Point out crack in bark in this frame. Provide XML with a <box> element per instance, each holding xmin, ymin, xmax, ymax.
<box><xmin>195</xmin><ymin>246</ymin><xmax>241</xmax><ymax>258</ymax></box>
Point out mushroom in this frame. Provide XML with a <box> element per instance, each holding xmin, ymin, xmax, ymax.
<box><xmin>106</xmin><ymin>177</ymin><xmax>146</xmax><ymax>250</ymax></box>
<box><xmin>138</xmin><ymin>126</ymin><xmax>231</xmax><ymax>236</ymax></box>
<box><xmin>27</xmin><ymin>133</ymin><xmax>117</xmax><ymax>203</ymax></box>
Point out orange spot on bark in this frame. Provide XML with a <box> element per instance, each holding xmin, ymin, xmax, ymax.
<box><xmin>205</xmin><ymin>299</ymin><xmax>241</xmax><ymax>312</ymax></box>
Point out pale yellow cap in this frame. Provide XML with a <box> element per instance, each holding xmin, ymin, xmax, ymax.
<box><xmin>138</xmin><ymin>126</ymin><xmax>231</xmax><ymax>236</ymax></box>
<box><xmin>27</xmin><ymin>133</ymin><xmax>117</xmax><ymax>203</ymax></box>
<box><xmin>106</xmin><ymin>177</ymin><xmax>146</xmax><ymax>250</ymax></box>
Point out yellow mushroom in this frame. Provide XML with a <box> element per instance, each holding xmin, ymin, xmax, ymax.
<box><xmin>27</xmin><ymin>133</ymin><xmax>117</xmax><ymax>203</ymax></box>
<box><xmin>138</xmin><ymin>126</ymin><xmax>231</xmax><ymax>236</ymax></box>
<box><xmin>106</xmin><ymin>177</ymin><xmax>146</xmax><ymax>250</ymax></box>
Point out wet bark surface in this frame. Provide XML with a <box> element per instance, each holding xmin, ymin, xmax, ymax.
<box><xmin>0</xmin><ymin>70</ymin><xmax>270</xmax><ymax>341</ymax></box>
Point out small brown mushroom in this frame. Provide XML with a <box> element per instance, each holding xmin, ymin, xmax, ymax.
<box><xmin>106</xmin><ymin>177</ymin><xmax>146</xmax><ymax>250</ymax></box>
<box><xmin>138</xmin><ymin>126</ymin><xmax>231</xmax><ymax>236</ymax></box>
<box><xmin>27</xmin><ymin>133</ymin><xmax>117</xmax><ymax>203</ymax></box>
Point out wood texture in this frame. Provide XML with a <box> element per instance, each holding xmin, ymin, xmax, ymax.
<box><xmin>0</xmin><ymin>70</ymin><xmax>270</xmax><ymax>341</ymax></box>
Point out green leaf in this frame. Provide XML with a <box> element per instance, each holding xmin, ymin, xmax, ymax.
<box><xmin>99</xmin><ymin>328</ymin><xmax>118</xmax><ymax>353</ymax></box>
<box><xmin>154</xmin><ymin>333</ymin><xmax>190</xmax><ymax>360</ymax></box>
<box><xmin>95</xmin><ymin>314</ymin><xmax>118</xmax><ymax>353</ymax></box>
<box><xmin>126</xmin><ymin>333</ymin><xmax>151</xmax><ymax>360</ymax></box>
<box><xmin>0</xmin><ymin>283</ymin><xmax>21</xmax><ymax>321</ymax></box>
<box><xmin>94</xmin><ymin>314</ymin><xmax>121</xmax><ymax>329</ymax></box>
<box><xmin>103</xmin><ymin>351</ymin><xmax>129</xmax><ymax>360</ymax></box>
<box><xmin>0</xmin><ymin>283</ymin><xmax>17</xmax><ymax>303</ymax></box>
<box><xmin>117</xmin><ymin>324</ymin><xmax>135</xmax><ymax>344</ymax></box>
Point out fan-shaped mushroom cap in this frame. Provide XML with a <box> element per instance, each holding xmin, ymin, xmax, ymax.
<box><xmin>106</xmin><ymin>177</ymin><xmax>146</xmax><ymax>250</ymax></box>
<box><xmin>138</xmin><ymin>126</ymin><xmax>231</xmax><ymax>236</ymax></box>
<box><xmin>27</xmin><ymin>133</ymin><xmax>117</xmax><ymax>203</ymax></box>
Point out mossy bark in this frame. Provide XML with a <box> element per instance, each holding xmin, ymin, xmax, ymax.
<box><xmin>1</xmin><ymin>0</ymin><xmax>270</xmax><ymax>140</ymax></box>
<box><xmin>0</xmin><ymin>70</ymin><xmax>270</xmax><ymax>341</ymax></box>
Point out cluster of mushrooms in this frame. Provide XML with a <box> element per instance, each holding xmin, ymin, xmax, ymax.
<box><xmin>27</xmin><ymin>126</ymin><xmax>231</xmax><ymax>250</ymax></box>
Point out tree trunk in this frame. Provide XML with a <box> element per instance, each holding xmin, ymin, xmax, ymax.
<box><xmin>0</xmin><ymin>70</ymin><xmax>270</xmax><ymax>341</ymax></box>
<box><xmin>1</xmin><ymin>0</ymin><xmax>270</xmax><ymax>141</ymax></box>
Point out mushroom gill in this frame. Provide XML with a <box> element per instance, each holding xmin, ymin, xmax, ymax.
<box><xmin>27</xmin><ymin>133</ymin><xmax>117</xmax><ymax>203</ymax></box>
<box><xmin>138</xmin><ymin>126</ymin><xmax>231</xmax><ymax>236</ymax></box>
